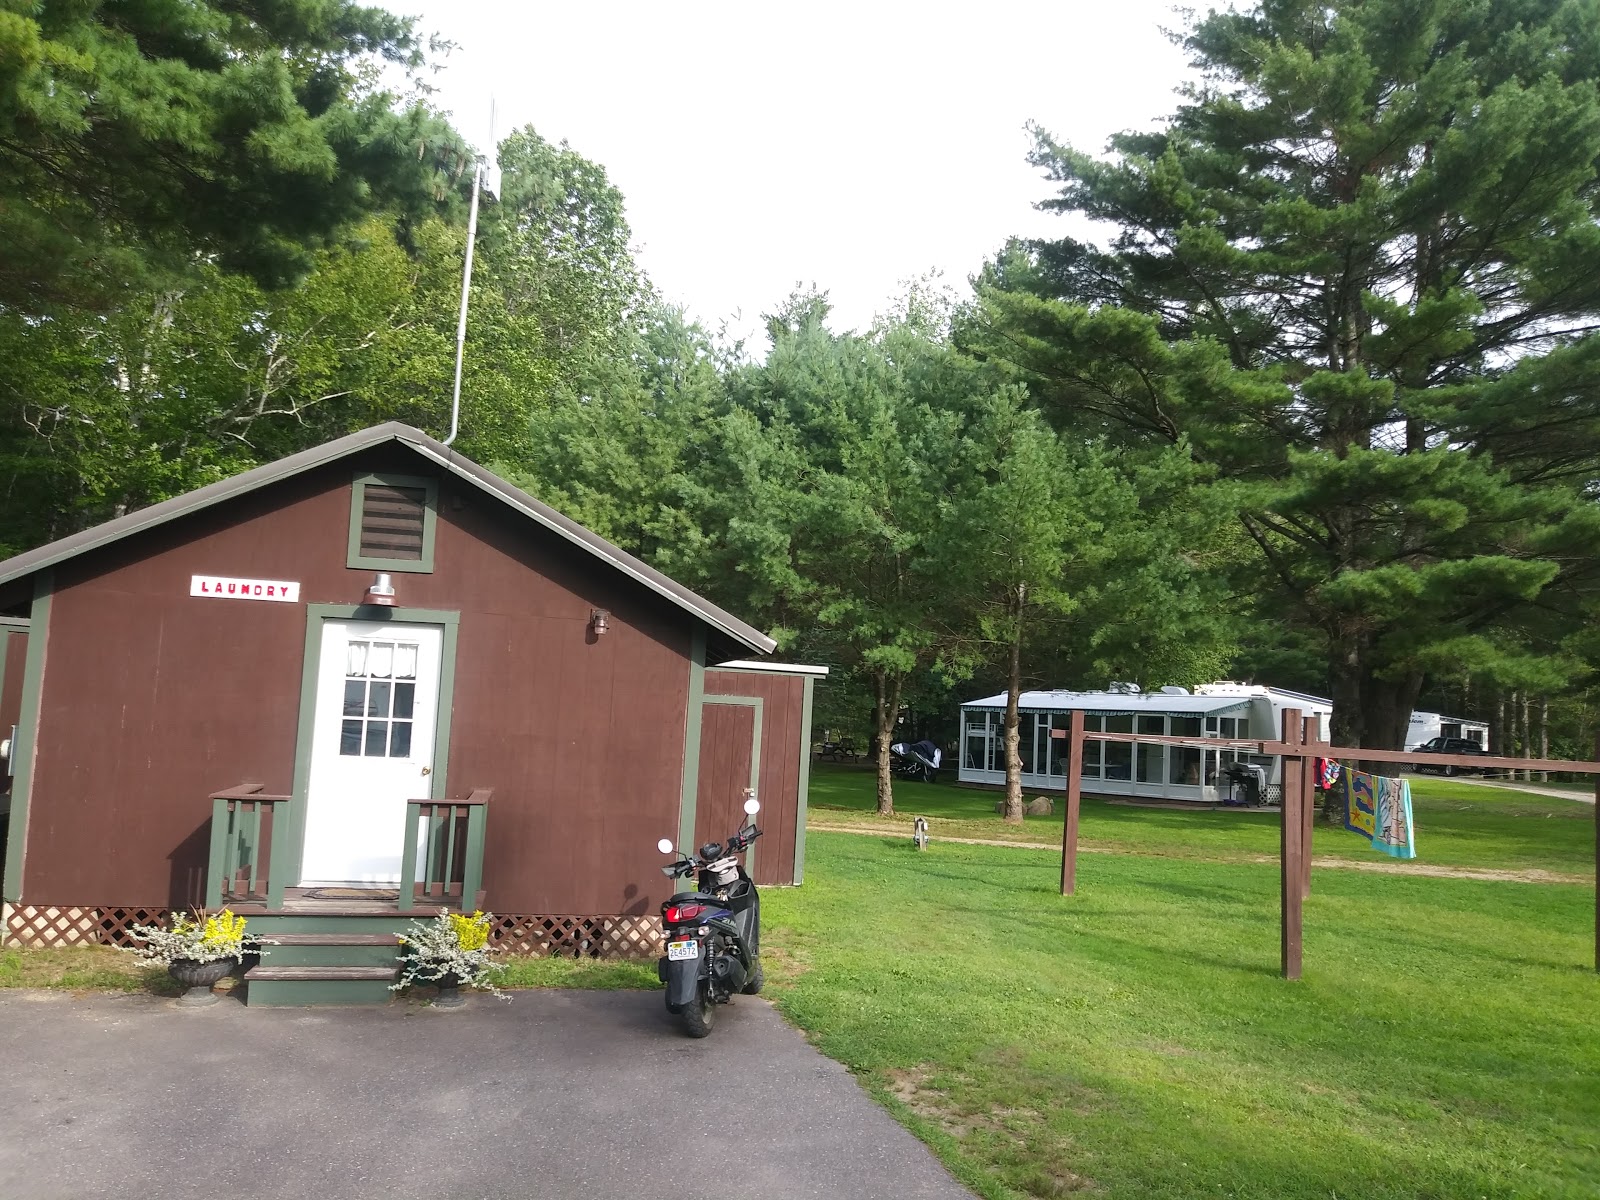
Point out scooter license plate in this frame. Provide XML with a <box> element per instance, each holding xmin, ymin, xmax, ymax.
<box><xmin>667</xmin><ymin>939</ymin><xmax>699</xmax><ymax>961</ymax></box>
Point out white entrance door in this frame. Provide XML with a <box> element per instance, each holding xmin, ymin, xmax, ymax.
<box><xmin>300</xmin><ymin>621</ymin><xmax>444</xmax><ymax>886</ymax></box>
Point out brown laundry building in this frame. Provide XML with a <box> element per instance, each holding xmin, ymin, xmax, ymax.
<box><xmin>0</xmin><ymin>424</ymin><xmax>823</xmax><ymax>1002</ymax></box>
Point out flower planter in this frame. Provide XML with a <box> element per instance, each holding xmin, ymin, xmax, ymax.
<box><xmin>169</xmin><ymin>957</ymin><xmax>236</xmax><ymax>1007</ymax></box>
<box><xmin>433</xmin><ymin>971</ymin><xmax>465</xmax><ymax>1008</ymax></box>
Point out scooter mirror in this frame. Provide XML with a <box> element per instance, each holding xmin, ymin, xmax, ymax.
<box><xmin>656</xmin><ymin>838</ymin><xmax>675</xmax><ymax>854</ymax></box>
<box><xmin>743</xmin><ymin>796</ymin><xmax>761</xmax><ymax>815</ymax></box>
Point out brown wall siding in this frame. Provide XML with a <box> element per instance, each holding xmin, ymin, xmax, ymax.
<box><xmin>0</xmin><ymin>629</ymin><xmax>28</xmax><ymax>796</ymax></box>
<box><xmin>703</xmin><ymin>670</ymin><xmax>804</xmax><ymax>886</ymax></box>
<box><xmin>694</xmin><ymin>703</ymin><xmax>755</xmax><ymax>859</ymax></box>
<box><xmin>22</xmin><ymin>451</ymin><xmax>694</xmax><ymax>914</ymax></box>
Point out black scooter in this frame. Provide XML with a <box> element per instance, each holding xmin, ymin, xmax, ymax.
<box><xmin>656</xmin><ymin>793</ymin><xmax>764</xmax><ymax>1037</ymax></box>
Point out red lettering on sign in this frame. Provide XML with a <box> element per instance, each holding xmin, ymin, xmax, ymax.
<box><xmin>227</xmin><ymin>583</ymin><xmax>237</xmax><ymax>594</ymax></box>
<box><xmin>252</xmin><ymin>584</ymin><xmax>262</xmax><ymax>596</ymax></box>
<box><xmin>265</xmin><ymin>586</ymin><xmax>276</xmax><ymax>597</ymax></box>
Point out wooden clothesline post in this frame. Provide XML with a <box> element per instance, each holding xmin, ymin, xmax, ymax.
<box><xmin>1301</xmin><ymin>713</ymin><xmax>1324</xmax><ymax>901</ymax></box>
<box><xmin>1280</xmin><ymin>708</ymin><xmax>1304</xmax><ymax>980</ymax></box>
<box><xmin>1054</xmin><ymin>712</ymin><xmax>1600</xmax><ymax>978</ymax></box>
<box><xmin>1059</xmin><ymin>709</ymin><xmax>1085</xmax><ymax>896</ymax></box>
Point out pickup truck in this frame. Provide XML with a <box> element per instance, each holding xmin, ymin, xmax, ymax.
<box><xmin>1411</xmin><ymin>736</ymin><xmax>1490</xmax><ymax>776</ymax></box>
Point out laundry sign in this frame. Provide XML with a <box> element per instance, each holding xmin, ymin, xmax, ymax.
<box><xmin>190</xmin><ymin>575</ymin><xmax>301</xmax><ymax>603</ymax></box>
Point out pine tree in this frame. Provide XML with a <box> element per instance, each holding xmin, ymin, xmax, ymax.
<box><xmin>972</xmin><ymin>0</ymin><xmax>1600</xmax><ymax>747</ymax></box>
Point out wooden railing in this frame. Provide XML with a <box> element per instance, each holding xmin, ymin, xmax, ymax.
<box><xmin>205</xmin><ymin>784</ymin><xmax>291</xmax><ymax>909</ymax></box>
<box><xmin>399</xmin><ymin>790</ymin><xmax>491</xmax><ymax>910</ymax></box>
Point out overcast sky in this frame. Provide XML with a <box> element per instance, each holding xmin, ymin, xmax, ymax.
<box><xmin>395</xmin><ymin>1</ymin><xmax>1193</xmax><ymax>337</ymax></box>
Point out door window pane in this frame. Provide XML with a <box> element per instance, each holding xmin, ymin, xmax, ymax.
<box><xmin>337</xmin><ymin>636</ymin><xmax>427</xmax><ymax>760</ymax></box>
<box><xmin>367</xmin><ymin>681</ymin><xmax>392</xmax><ymax>718</ymax></box>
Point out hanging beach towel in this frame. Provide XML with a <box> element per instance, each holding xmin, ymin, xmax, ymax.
<box><xmin>1342</xmin><ymin>769</ymin><xmax>1377</xmax><ymax>842</ymax></box>
<box><xmin>1371</xmin><ymin>774</ymin><xmax>1416</xmax><ymax>859</ymax></box>
<box><xmin>1317</xmin><ymin>757</ymin><xmax>1342</xmax><ymax>790</ymax></box>
<box><xmin>1341</xmin><ymin>768</ymin><xmax>1417</xmax><ymax>860</ymax></box>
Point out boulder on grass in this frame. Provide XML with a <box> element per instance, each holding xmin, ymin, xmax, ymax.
<box><xmin>1025</xmin><ymin>795</ymin><xmax>1055</xmax><ymax>817</ymax></box>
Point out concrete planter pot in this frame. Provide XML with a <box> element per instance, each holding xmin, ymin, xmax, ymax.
<box><xmin>433</xmin><ymin>971</ymin><xmax>465</xmax><ymax>1008</ymax></box>
<box><xmin>169</xmin><ymin>957</ymin><xmax>235</xmax><ymax>1007</ymax></box>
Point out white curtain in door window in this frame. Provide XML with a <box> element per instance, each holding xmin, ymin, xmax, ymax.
<box><xmin>393</xmin><ymin>643</ymin><xmax>418</xmax><ymax>679</ymax></box>
<box><xmin>368</xmin><ymin>642</ymin><xmax>393</xmax><ymax>678</ymax></box>
<box><xmin>345</xmin><ymin>641</ymin><xmax>367</xmax><ymax>677</ymax></box>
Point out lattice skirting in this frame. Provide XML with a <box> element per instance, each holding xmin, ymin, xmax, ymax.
<box><xmin>3</xmin><ymin>904</ymin><xmax>664</xmax><ymax>959</ymax></box>
<box><xmin>490</xmin><ymin>914</ymin><xmax>664</xmax><ymax>960</ymax></box>
<box><xmin>2</xmin><ymin>904</ymin><xmax>170</xmax><ymax>948</ymax></box>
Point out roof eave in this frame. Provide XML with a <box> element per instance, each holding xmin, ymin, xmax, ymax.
<box><xmin>0</xmin><ymin>422</ymin><xmax>777</xmax><ymax>657</ymax></box>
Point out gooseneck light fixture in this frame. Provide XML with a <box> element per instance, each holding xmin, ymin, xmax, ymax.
<box><xmin>364</xmin><ymin>572</ymin><xmax>397</xmax><ymax>607</ymax></box>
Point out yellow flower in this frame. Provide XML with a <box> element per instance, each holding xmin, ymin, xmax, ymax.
<box><xmin>449</xmin><ymin>910</ymin><xmax>490</xmax><ymax>952</ymax></box>
<box><xmin>198</xmin><ymin>909</ymin><xmax>247</xmax><ymax>949</ymax></box>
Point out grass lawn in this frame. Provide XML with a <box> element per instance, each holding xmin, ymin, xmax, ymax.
<box><xmin>0</xmin><ymin>945</ymin><xmax>178</xmax><ymax>993</ymax></box>
<box><xmin>806</xmin><ymin>764</ymin><xmax>1597</xmax><ymax>878</ymax></box>
<box><xmin>0</xmin><ymin>945</ymin><xmax>657</xmax><ymax>996</ymax></box>
<box><xmin>763</xmin><ymin>829</ymin><xmax>1600</xmax><ymax>1199</ymax></box>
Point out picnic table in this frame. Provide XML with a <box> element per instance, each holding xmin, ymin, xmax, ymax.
<box><xmin>816</xmin><ymin>738</ymin><xmax>861</xmax><ymax>762</ymax></box>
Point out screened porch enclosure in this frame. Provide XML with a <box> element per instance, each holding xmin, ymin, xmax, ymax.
<box><xmin>958</xmin><ymin>695</ymin><xmax>1275</xmax><ymax>803</ymax></box>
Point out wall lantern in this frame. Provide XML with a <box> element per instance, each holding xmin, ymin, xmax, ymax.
<box><xmin>590</xmin><ymin>608</ymin><xmax>610</xmax><ymax>636</ymax></box>
<box><xmin>364</xmin><ymin>572</ymin><xmax>397</xmax><ymax>607</ymax></box>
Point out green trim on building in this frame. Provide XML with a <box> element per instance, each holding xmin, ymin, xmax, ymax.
<box><xmin>793</xmin><ymin>674</ymin><xmax>816</xmax><ymax>885</ymax></box>
<box><xmin>0</xmin><ymin>617</ymin><xmax>30</xmax><ymax>631</ymax></box>
<box><xmin>3</xmin><ymin>572</ymin><xmax>52</xmax><ymax>904</ymax></box>
<box><xmin>676</xmin><ymin>628</ymin><xmax>706</xmax><ymax>856</ymax></box>
<box><xmin>346</xmin><ymin>472</ymin><xmax>439</xmax><ymax>574</ymax></box>
<box><xmin>283</xmin><ymin>604</ymin><xmax>461</xmax><ymax>898</ymax></box>
<box><xmin>702</xmin><ymin>694</ymin><xmax>763</xmax><ymax>877</ymax></box>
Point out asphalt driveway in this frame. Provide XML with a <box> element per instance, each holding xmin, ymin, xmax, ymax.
<box><xmin>0</xmin><ymin>989</ymin><xmax>975</xmax><ymax>1200</ymax></box>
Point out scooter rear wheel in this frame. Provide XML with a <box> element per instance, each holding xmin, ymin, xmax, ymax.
<box><xmin>680</xmin><ymin>987</ymin><xmax>715</xmax><ymax>1038</ymax></box>
<box><xmin>740</xmin><ymin>959</ymin><xmax>764</xmax><ymax>995</ymax></box>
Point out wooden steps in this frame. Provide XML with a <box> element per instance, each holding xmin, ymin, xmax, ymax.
<box><xmin>267</xmin><ymin>933</ymin><xmax>401</xmax><ymax>946</ymax></box>
<box><xmin>243</xmin><ymin>924</ymin><xmax>405</xmax><ymax>1006</ymax></box>
<box><xmin>247</xmin><ymin>965</ymin><xmax>397</xmax><ymax>981</ymax></box>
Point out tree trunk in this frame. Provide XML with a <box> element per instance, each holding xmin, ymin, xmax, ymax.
<box><xmin>1508</xmin><ymin>689</ymin><xmax>1522</xmax><ymax>779</ymax></box>
<box><xmin>1003</xmin><ymin>585</ymin><xmax>1027</xmax><ymax>824</ymax></box>
<box><xmin>1538</xmin><ymin>695</ymin><xmax>1549</xmax><ymax>783</ymax></box>
<box><xmin>1492</xmin><ymin>692</ymin><xmax>1505</xmax><ymax>756</ymax></box>
<box><xmin>1520</xmin><ymin>692</ymin><xmax>1532</xmax><ymax>783</ymax></box>
<box><xmin>873</xmin><ymin>672</ymin><xmax>902</xmax><ymax>816</ymax></box>
<box><xmin>1362</xmin><ymin>668</ymin><xmax>1423</xmax><ymax>752</ymax></box>
<box><xmin>1328</xmin><ymin>628</ymin><xmax>1365</xmax><ymax>747</ymax></box>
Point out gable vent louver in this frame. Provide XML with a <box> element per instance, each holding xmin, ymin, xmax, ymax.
<box><xmin>360</xmin><ymin>484</ymin><xmax>427</xmax><ymax>560</ymax></box>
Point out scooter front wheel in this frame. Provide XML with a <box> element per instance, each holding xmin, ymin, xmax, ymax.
<box><xmin>680</xmin><ymin>986</ymin><xmax>716</xmax><ymax>1038</ymax></box>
